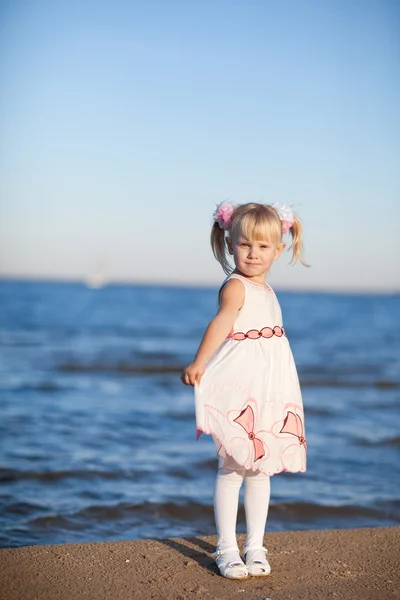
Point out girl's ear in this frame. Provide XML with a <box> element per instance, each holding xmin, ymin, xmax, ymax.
<box><xmin>226</xmin><ymin>236</ymin><xmax>234</xmax><ymax>255</ymax></box>
<box><xmin>274</xmin><ymin>242</ymin><xmax>286</xmax><ymax>260</ymax></box>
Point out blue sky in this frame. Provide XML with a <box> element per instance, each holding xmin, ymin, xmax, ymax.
<box><xmin>0</xmin><ymin>0</ymin><xmax>399</xmax><ymax>291</ymax></box>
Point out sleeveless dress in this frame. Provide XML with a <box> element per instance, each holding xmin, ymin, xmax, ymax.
<box><xmin>195</xmin><ymin>273</ymin><xmax>306</xmax><ymax>476</ymax></box>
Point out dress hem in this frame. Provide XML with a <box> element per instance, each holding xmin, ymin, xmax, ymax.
<box><xmin>196</xmin><ymin>426</ymin><xmax>307</xmax><ymax>477</ymax></box>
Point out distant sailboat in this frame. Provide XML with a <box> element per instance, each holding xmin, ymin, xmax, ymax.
<box><xmin>85</xmin><ymin>260</ymin><xmax>109</xmax><ymax>289</ymax></box>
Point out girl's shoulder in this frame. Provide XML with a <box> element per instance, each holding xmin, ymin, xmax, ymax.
<box><xmin>217</xmin><ymin>275</ymin><xmax>246</xmax><ymax>305</ymax></box>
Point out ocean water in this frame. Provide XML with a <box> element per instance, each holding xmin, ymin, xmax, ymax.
<box><xmin>0</xmin><ymin>280</ymin><xmax>399</xmax><ymax>548</ymax></box>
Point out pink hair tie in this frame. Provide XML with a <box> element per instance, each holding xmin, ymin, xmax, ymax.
<box><xmin>213</xmin><ymin>201</ymin><xmax>237</xmax><ymax>230</ymax></box>
<box><xmin>272</xmin><ymin>203</ymin><xmax>294</xmax><ymax>234</ymax></box>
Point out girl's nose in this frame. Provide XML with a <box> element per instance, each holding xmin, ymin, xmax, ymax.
<box><xmin>248</xmin><ymin>247</ymin><xmax>257</xmax><ymax>258</ymax></box>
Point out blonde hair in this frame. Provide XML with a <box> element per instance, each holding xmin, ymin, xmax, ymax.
<box><xmin>211</xmin><ymin>202</ymin><xmax>309</xmax><ymax>275</ymax></box>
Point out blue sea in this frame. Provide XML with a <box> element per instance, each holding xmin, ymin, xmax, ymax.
<box><xmin>0</xmin><ymin>279</ymin><xmax>399</xmax><ymax>548</ymax></box>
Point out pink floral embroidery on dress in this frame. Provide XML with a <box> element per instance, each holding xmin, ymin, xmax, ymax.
<box><xmin>271</xmin><ymin>409</ymin><xmax>306</xmax><ymax>472</ymax></box>
<box><xmin>233</xmin><ymin>405</ymin><xmax>265</xmax><ymax>461</ymax></box>
<box><xmin>279</xmin><ymin>411</ymin><xmax>307</xmax><ymax>449</ymax></box>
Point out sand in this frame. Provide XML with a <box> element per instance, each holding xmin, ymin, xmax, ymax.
<box><xmin>0</xmin><ymin>527</ymin><xmax>399</xmax><ymax>600</ymax></box>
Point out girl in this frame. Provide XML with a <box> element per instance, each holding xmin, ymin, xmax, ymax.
<box><xmin>181</xmin><ymin>202</ymin><xmax>308</xmax><ymax>580</ymax></box>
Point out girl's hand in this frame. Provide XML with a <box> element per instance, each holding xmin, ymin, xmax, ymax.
<box><xmin>181</xmin><ymin>362</ymin><xmax>206</xmax><ymax>386</ymax></box>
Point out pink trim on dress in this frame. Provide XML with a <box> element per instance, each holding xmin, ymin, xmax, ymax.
<box><xmin>230</xmin><ymin>273</ymin><xmax>273</xmax><ymax>294</ymax></box>
<box><xmin>196</xmin><ymin>420</ymin><xmax>305</xmax><ymax>475</ymax></box>
<box><xmin>197</xmin><ymin>400</ymin><xmax>307</xmax><ymax>475</ymax></box>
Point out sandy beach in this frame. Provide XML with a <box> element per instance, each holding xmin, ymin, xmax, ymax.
<box><xmin>0</xmin><ymin>527</ymin><xmax>399</xmax><ymax>600</ymax></box>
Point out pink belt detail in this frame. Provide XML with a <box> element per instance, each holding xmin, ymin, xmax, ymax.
<box><xmin>227</xmin><ymin>325</ymin><xmax>286</xmax><ymax>341</ymax></box>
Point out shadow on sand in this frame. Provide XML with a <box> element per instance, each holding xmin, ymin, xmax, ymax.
<box><xmin>157</xmin><ymin>536</ymin><xmax>218</xmax><ymax>574</ymax></box>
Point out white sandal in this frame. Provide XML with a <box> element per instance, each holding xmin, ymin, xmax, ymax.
<box><xmin>211</xmin><ymin>546</ymin><xmax>249</xmax><ymax>579</ymax></box>
<box><xmin>244</xmin><ymin>546</ymin><xmax>271</xmax><ymax>576</ymax></box>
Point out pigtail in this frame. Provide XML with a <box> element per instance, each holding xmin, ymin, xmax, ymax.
<box><xmin>288</xmin><ymin>216</ymin><xmax>310</xmax><ymax>267</ymax></box>
<box><xmin>210</xmin><ymin>221</ymin><xmax>232</xmax><ymax>275</ymax></box>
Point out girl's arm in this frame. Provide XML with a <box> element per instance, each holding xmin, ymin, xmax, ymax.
<box><xmin>181</xmin><ymin>278</ymin><xmax>244</xmax><ymax>386</ymax></box>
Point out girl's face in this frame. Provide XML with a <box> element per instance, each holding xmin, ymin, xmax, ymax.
<box><xmin>227</xmin><ymin>232</ymin><xmax>285</xmax><ymax>280</ymax></box>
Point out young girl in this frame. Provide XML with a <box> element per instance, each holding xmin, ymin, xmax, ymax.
<box><xmin>181</xmin><ymin>202</ymin><xmax>308</xmax><ymax>580</ymax></box>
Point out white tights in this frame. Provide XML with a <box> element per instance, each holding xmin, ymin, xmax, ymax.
<box><xmin>214</xmin><ymin>455</ymin><xmax>271</xmax><ymax>552</ymax></box>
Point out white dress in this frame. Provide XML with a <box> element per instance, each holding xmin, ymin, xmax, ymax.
<box><xmin>195</xmin><ymin>273</ymin><xmax>307</xmax><ymax>476</ymax></box>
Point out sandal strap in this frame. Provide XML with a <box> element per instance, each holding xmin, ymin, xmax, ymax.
<box><xmin>211</xmin><ymin>545</ymin><xmax>240</xmax><ymax>558</ymax></box>
<box><xmin>212</xmin><ymin>547</ymin><xmax>248</xmax><ymax>579</ymax></box>
<box><xmin>244</xmin><ymin>546</ymin><xmax>269</xmax><ymax>564</ymax></box>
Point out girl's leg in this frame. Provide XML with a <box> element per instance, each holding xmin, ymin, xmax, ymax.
<box><xmin>213</xmin><ymin>455</ymin><xmax>245</xmax><ymax>552</ymax></box>
<box><xmin>243</xmin><ymin>468</ymin><xmax>271</xmax><ymax>551</ymax></box>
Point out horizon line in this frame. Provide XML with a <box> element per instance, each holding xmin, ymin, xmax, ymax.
<box><xmin>0</xmin><ymin>274</ymin><xmax>398</xmax><ymax>296</ymax></box>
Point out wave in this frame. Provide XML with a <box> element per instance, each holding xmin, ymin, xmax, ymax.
<box><xmin>0</xmin><ymin>468</ymin><xmax>141</xmax><ymax>483</ymax></box>
<box><xmin>59</xmin><ymin>362</ymin><xmax>183</xmax><ymax>374</ymax></box>
<box><xmin>2</xmin><ymin>382</ymin><xmax>64</xmax><ymax>393</ymax></box>
<box><xmin>196</xmin><ymin>458</ymin><xmax>219</xmax><ymax>471</ymax></box>
<box><xmin>24</xmin><ymin>499</ymin><xmax>399</xmax><ymax>527</ymax></box>
<box><xmin>299</xmin><ymin>379</ymin><xmax>399</xmax><ymax>389</ymax></box>
<box><xmin>353</xmin><ymin>436</ymin><xmax>400</xmax><ymax>447</ymax></box>
<box><xmin>303</xmin><ymin>407</ymin><xmax>334</xmax><ymax>416</ymax></box>
<box><xmin>270</xmin><ymin>502</ymin><xmax>393</xmax><ymax>520</ymax></box>
<box><xmin>56</xmin><ymin>362</ymin><xmax>400</xmax><ymax>388</ymax></box>
<box><xmin>3</xmin><ymin>501</ymin><xmax>48</xmax><ymax>516</ymax></box>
